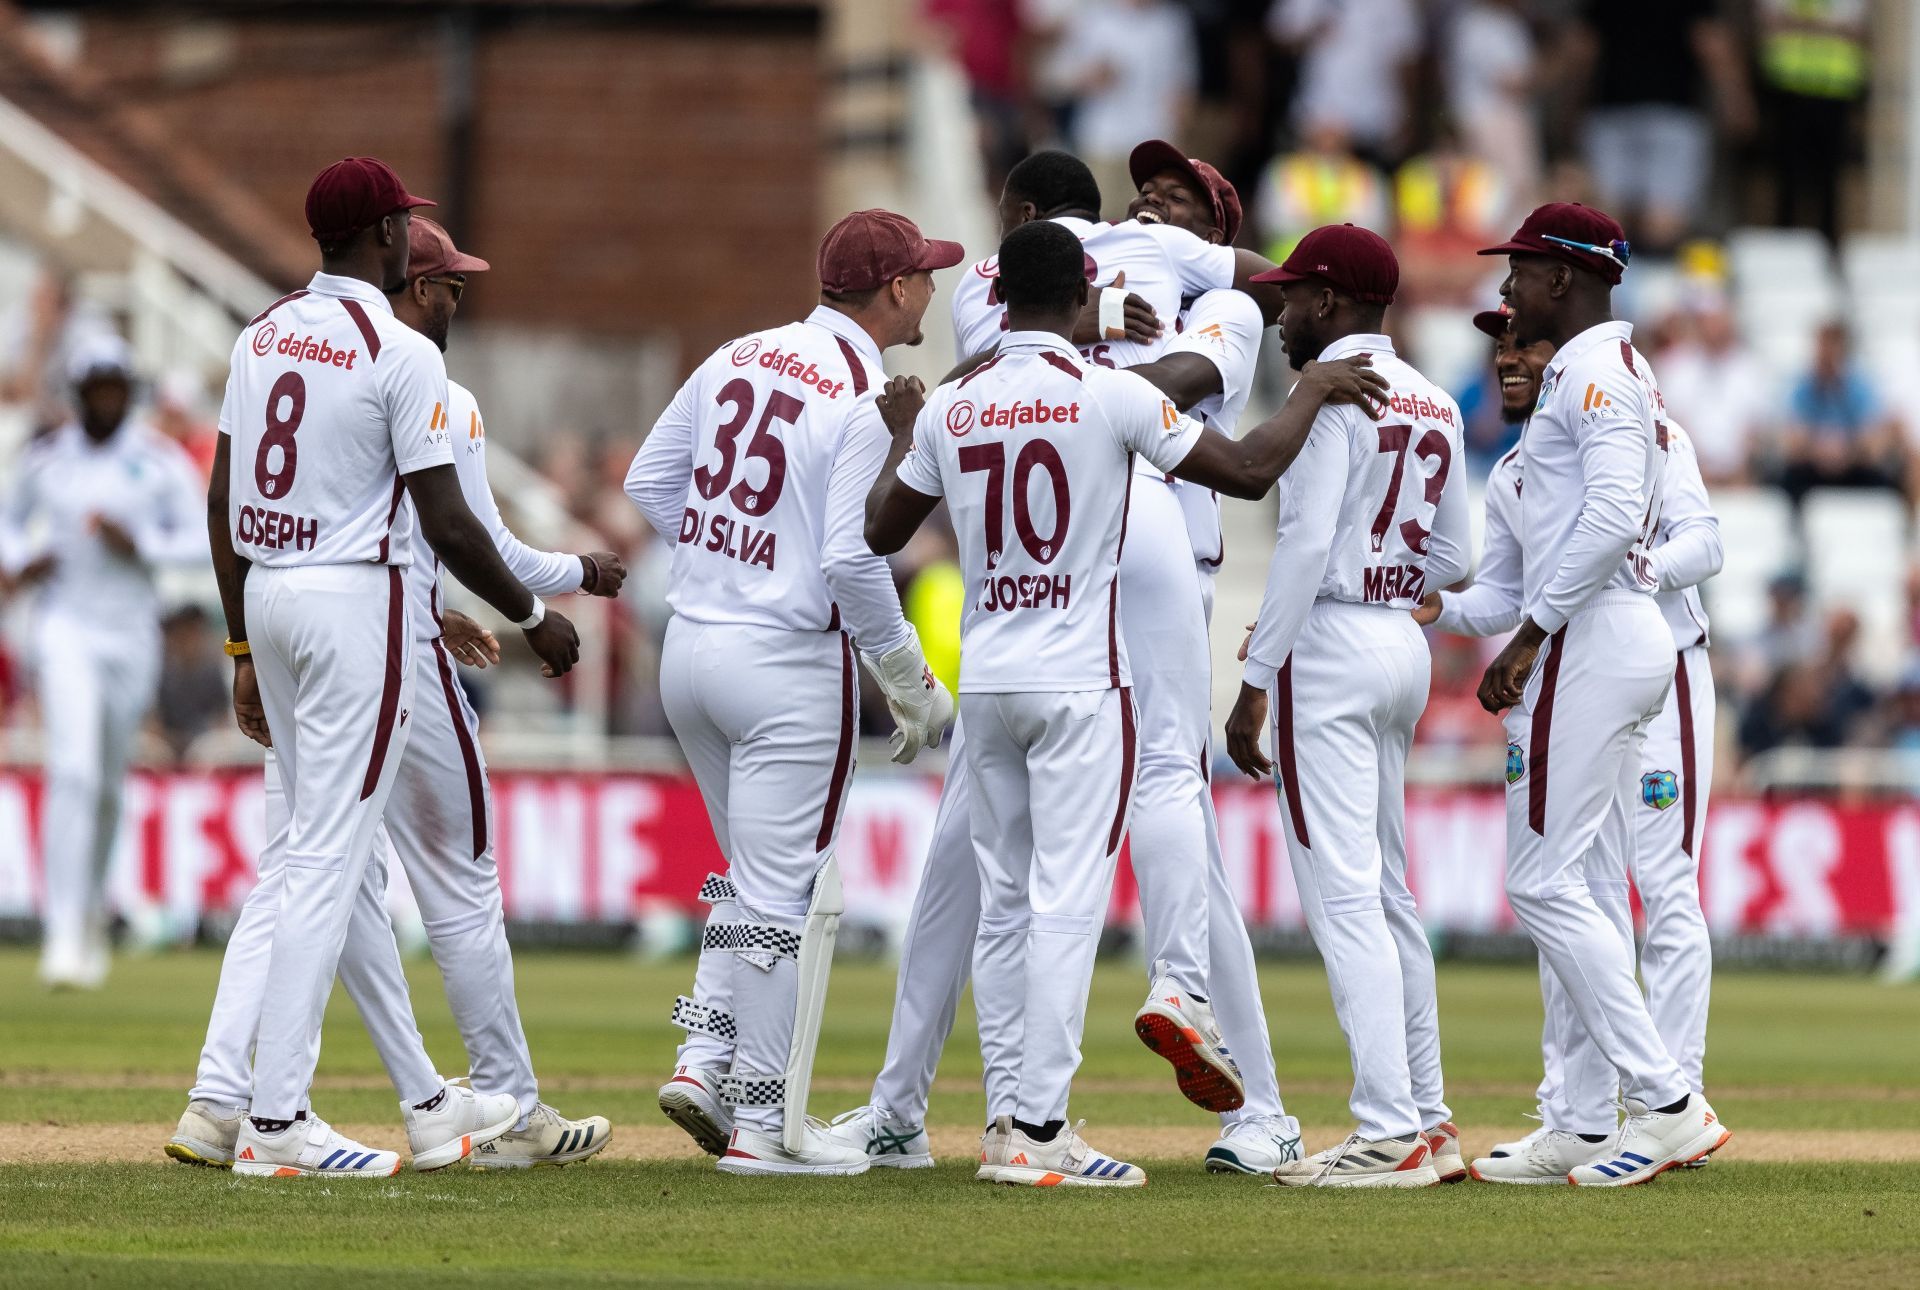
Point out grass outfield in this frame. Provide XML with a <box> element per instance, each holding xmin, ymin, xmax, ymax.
<box><xmin>2</xmin><ymin>947</ymin><xmax>1917</xmax><ymax>1287</ymax></box>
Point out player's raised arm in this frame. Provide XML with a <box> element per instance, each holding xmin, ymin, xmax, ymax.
<box><xmin>1164</xmin><ymin>357</ymin><xmax>1386</xmax><ymax>499</ymax></box>
<box><xmin>864</xmin><ymin>375</ymin><xmax>941</xmax><ymax>555</ymax></box>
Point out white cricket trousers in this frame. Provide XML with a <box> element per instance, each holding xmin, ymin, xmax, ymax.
<box><xmin>1272</xmin><ymin>601</ymin><xmax>1449</xmax><ymax>1141</ymax></box>
<box><xmin>190</xmin><ymin>640</ymin><xmax>543</xmax><ymax>1119</ymax></box>
<box><xmin>661</xmin><ymin>617</ymin><xmax>858</xmax><ymax>1134</ymax></box>
<box><xmin>964</xmin><ymin>687</ymin><xmax>1137</xmax><ymax>1126</ymax></box>
<box><xmin>33</xmin><ymin>610</ymin><xmax>159</xmax><ymax>968</ymax></box>
<box><xmin>865</xmin><ymin>488</ymin><xmax>1286</xmax><ymax>1129</ymax></box>
<box><xmin>1502</xmin><ymin>591</ymin><xmax>1690</xmax><ymax>1120</ymax></box>
<box><xmin>190</xmin><ymin>751</ymin><xmax>442</xmax><ymax>1112</ymax></box>
<box><xmin>1533</xmin><ymin>643</ymin><xmax>1715</xmax><ymax>1132</ymax></box>
<box><xmin>244</xmin><ymin>563</ymin><xmax>415</xmax><ymax>1120</ymax></box>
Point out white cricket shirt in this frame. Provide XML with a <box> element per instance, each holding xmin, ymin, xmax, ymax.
<box><xmin>407</xmin><ymin>380</ymin><xmax>584</xmax><ymax>644</ymax></box>
<box><xmin>1243</xmin><ymin>334</ymin><xmax>1469</xmax><ymax>690</ymax></box>
<box><xmin>949</xmin><ymin>216</ymin><xmax>1236</xmax><ymax>369</ymax></box>
<box><xmin>0</xmin><ymin>417</ymin><xmax>206</xmax><ymax>628</ymax></box>
<box><xmin>218</xmin><ymin>273</ymin><xmax>453</xmax><ymax>568</ymax></box>
<box><xmin>1160</xmin><ymin>286</ymin><xmax>1263</xmax><ymax>569</ymax></box>
<box><xmin>1437</xmin><ymin>419</ymin><xmax>1717</xmax><ymax>653</ymax></box>
<box><xmin>895</xmin><ymin>330</ymin><xmax>1201</xmax><ymax>693</ymax></box>
<box><xmin>1518</xmin><ymin>320</ymin><xmax>1667</xmax><ymax>633</ymax></box>
<box><xmin>625</xmin><ymin>306</ymin><xmax>910</xmax><ymax>654</ymax></box>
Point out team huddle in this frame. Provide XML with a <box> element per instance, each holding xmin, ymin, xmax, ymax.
<box><xmin>164</xmin><ymin>141</ymin><xmax>1729</xmax><ymax>1190</ymax></box>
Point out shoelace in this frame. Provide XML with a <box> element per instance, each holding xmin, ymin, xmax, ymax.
<box><xmin>828</xmin><ymin>1105</ymin><xmax>876</xmax><ymax>1130</ymax></box>
<box><xmin>1058</xmin><ymin>1119</ymin><xmax>1092</xmax><ymax>1170</ymax></box>
<box><xmin>1310</xmin><ymin>1131</ymin><xmax>1364</xmax><ymax>1183</ymax></box>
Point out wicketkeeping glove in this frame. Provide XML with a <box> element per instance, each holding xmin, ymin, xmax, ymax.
<box><xmin>860</xmin><ymin>634</ymin><xmax>955</xmax><ymax>765</ymax></box>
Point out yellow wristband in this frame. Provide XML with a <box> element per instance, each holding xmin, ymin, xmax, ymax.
<box><xmin>224</xmin><ymin>638</ymin><xmax>251</xmax><ymax>657</ymax></box>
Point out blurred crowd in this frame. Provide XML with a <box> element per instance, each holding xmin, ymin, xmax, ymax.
<box><xmin>926</xmin><ymin>0</ymin><xmax>1869</xmax><ymax>258</ymax></box>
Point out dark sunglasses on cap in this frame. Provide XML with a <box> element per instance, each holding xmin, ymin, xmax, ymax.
<box><xmin>422</xmin><ymin>274</ymin><xmax>466</xmax><ymax>302</ymax></box>
<box><xmin>1540</xmin><ymin>234</ymin><xmax>1631</xmax><ymax>271</ymax></box>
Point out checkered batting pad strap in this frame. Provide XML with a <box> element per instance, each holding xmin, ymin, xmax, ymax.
<box><xmin>702</xmin><ymin>921</ymin><xmax>800</xmax><ymax>959</ymax></box>
<box><xmin>696</xmin><ymin>873</ymin><xmax>737</xmax><ymax>905</ymax></box>
<box><xmin>670</xmin><ymin>995</ymin><xmax>737</xmax><ymax>1042</ymax></box>
<box><xmin>719</xmin><ymin>1072</ymin><xmax>787</xmax><ymax>1107</ymax></box>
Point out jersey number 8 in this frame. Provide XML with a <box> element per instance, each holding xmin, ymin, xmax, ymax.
<box><xmin>254</xmin><ymin>371</ymin><xmax>306</xmax><ymax>500</ymax></box>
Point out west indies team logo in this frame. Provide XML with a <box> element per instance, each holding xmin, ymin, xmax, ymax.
<box><xmin>252</xmin><ymin>321</ymin><xmax>278</xmax><ymax>357</ymax></box>
<box><xmin>1505</xmin><ymin>742</ymin><xmax>1524</xmax><ymax>785</ymax></box>
<box><xmin>1641</xmin><ymin>770</ymin><xmax>1678</xmax><ymax>811</ymax></box>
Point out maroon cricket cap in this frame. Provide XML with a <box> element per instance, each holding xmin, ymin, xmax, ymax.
<box><xmin>305</xmin><ymin>157</ymin><xmax>435</xmax><ymax>244</ymax></box>
<box><xmin>1472</xmin><ymin>301</ymin><xmax>1514</xmax><ymax>339</ymax></box>
<box><xmin>406</xmin><ymin>217</ymin><xmax>490</xmax><ymax>280</ymax></box>
<box><xmin>1479</xmin><ymin>202</ymin><xmax>1629</xmax><ymax>285</ymax></box>
<box><xmin>1251</xmin><ymin>223</ymin><xmax>1398</xmax><ymax>304</ymax></box>
<box><xmin>818</xmin><ymin>209</ymin><xmax>965</xmax><ymax>293</ymax></box>
<box><xmin>1128</xmin><ymin>139</ymin><xmax>1243</xmax><ymax>245</ymax></box>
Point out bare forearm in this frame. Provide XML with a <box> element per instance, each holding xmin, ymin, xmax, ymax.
<box><xmin>424</xmin><ymin>510</ymin><xmax>536</xmax><ymax>621</ymax></box>
<box><xmin>207</xmin><ymin>444</ymin><xmax>248</xmax><ymax>640</ymax></box>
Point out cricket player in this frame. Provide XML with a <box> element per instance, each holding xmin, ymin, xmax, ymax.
<box><xmin>1470</xmin><ymin>203</ymin><xmax>1729</xmax><ymax>1185</ymax></box>
<box><xmin>1419</xmin><ymin>304</ymin><xmax>1723</xmax><ymax>1183</ymax></box>
<box><xmin>0</xmin><ymin>335</ymin><xmax>205</xmax><ymax>990</ymax></box>
<box><xmin>827</xmin><ymin>148</ymin><xmax>1384</xmax><ymax>1176</ymax></box>
<box><xmin>169</xmin><ymin>217</ymin><xmax>618</xmax><ymax>1174</ymax></box>
<box><xmin>206</xmin><ymin>157</ymin><xmax>579</xmax><ymax>1178</ymax></box>
<box><xmin>628</xmin><ymin>209</ymin><xmax>958</xmax><ymax>1176</ymax></box>
<box><xmin>1222</xmin><ymin>224</ymin><xmax>1470</xmax><ymax>1189</ymax></box>
<box><xmin>864</xmin><ymin>219</ymin><xmax>1384</xmax><ymax>1188</ymax></box>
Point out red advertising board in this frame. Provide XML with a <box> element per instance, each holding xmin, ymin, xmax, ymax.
<box><xmin>0</xmin><ymin>770</ymin><xmax>1911</xmax><ymax>938</ymax></box>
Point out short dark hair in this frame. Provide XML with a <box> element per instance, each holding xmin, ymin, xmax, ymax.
<box><xmin>1004</xmin><ymin>150</ymin><xmax>1102</xmax><ymax>220</ymax></box>
<box><xmin>820</xmin><ymin>284</ymin><xmax>881</xmax><ymax>309</ymax></box>
<box><xmin>995</xmin><ymin>221</ymin><xmax>1084</xmax><ymax>315</ymax></box>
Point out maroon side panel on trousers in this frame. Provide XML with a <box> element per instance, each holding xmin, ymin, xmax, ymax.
<box><xmin>359</xmin><ymin>567</ymin><xmax>407</xmax><ymax>801</ymax></box>
<box><xmin>433</xmin><ymin>639</ymin><xmax>489</xmax><ymax>859</ymax></box>
<box><xmin>815</xmin><ymin>632</ymin><xmax>857</xmax><ymax>851</ymax></box>
<box><xmin>1528</xmin><ymin>626</ymin><xmax>1569</xmax><ymax>836</ymax></box>
<box><xmin>1274</xmin><ymin>656</ymin><xmax>1310</xmax><ymax>849</ymax></box>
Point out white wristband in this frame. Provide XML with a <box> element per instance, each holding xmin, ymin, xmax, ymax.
<box><xmin>514</xmin><ymin>596</ymin><xmax>546</xmax><ymax>631</ymax></box>
<box><xmin>1099</xmin><ymin>286</ymin><xmax>1129</xmax><ymax>340</ymax></box>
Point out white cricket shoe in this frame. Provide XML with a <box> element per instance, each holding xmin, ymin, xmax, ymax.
<box><xmin>37</xmin><ymin>939</ymin><xmax>105</xmax><ymax>992</ymax></box>
<box><xmin>979</xmin><ymin>1120</ymin><xmax>1146</xmax><ymax>1188</ymax></box>
<box><xmin>401</xmin><ymin>1079</ymin><xmax>521</xmax><ymax>1171</ymax></box>
<box><xmin>1271</xmin><ymin>1132</ymin><xmax>1440</xmax><ymax>1189</ymax></box>
<box><xmin>165</xmin><ymin>1099</ymin><xmax>246</xmax><ymax>1168</ymax></box>
<box><xmin>1205</xmin><ymin>1114</ymin><xmax>1304</xmax><ymax>1175</ymax></box>
<box><xmin>658</xmin><ymin>1065</ymin><xmax>733</xmax><ymax>1156</ymax></box>
<box><xmin>1567</xmin><ymin>1094</ymin><xmax>1731</xmax><ymax>1187</ymax></box>
<box><xmin>975</xmin><ymin>1115</ymin><xmax>1016</xmax><ymax>1181</ymax></box>
<box><xmin>1469</xmin><ymin>1126</ymin><xmax>1600</xmax><ymax>1184</ymax></box>
<box><xmin>716</xmin><ymin>1121</ymin><xmax>871</xmax><ymax>1176</ymax></box>
<box><xmin>470</xmin><ymin>1102</ymin><xmax>612</xmax><ymax>1169</ymax></box>
<box><xmin>821</xmin><ymin>1104</ymin><xmax>935</xmax><ymax>1169</ymax></box>
<box><xmin>1133</xmin><ymin>977</ymin><xmax>1244</xmax><ymax>1113</ymax></box>
<box><xmin>233</xmin><ymin>1114</ymin><xmax>400</xmax><ymax>1178</ymax></box>
<box><xmin>1424</xmin><ymin>1120</ymin><xmax>1468</xmax><ymax>1183</ymax></box>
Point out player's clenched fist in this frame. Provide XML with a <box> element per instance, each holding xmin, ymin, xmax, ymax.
<box><xmin>526</xmin><ymin>609</ymin><xmax>580</xmax><ymax>678</ymax></box>
<box><xmin>1224</xmin><ymin>681</ymin><xmax>1273</xmax><ymax>780</ymax></box>
<box><xmin>581</xmin><ymin>551</ymin><xmax>627</xmax><ymax>598</ymax></box>
<box><xmin>876</xmin><ymin>375</ymin><xmax>926</xmax><ymax>438</ymax></box>
<box><xmin>1477</xmin><ymin>620</ymin><xmax>1546</xmax><ymax>713</ymax></box>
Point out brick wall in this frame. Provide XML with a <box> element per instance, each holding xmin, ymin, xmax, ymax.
<box><xmin>81</xmin><ymin>6</ymin><xmax>823</xmax><ymax>373</ymax></box>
